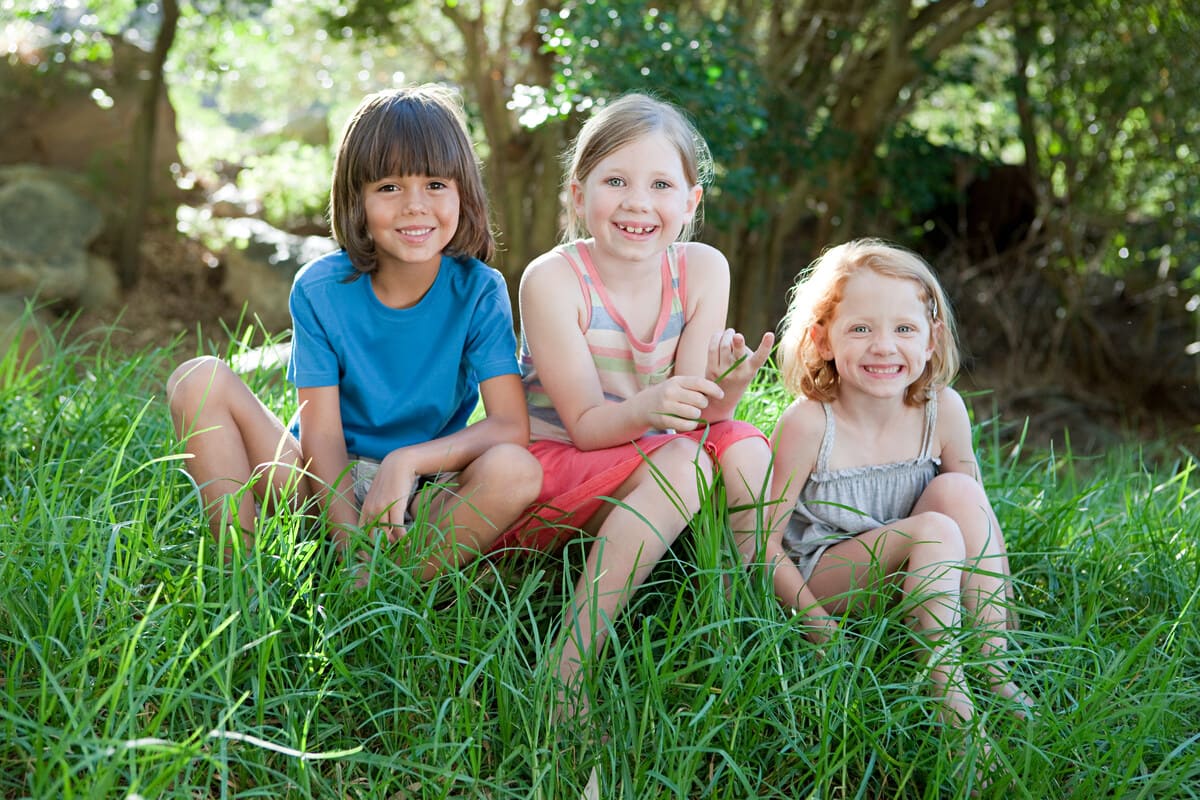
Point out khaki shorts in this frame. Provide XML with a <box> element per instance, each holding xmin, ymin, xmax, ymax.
<box><xmin>349</xmin><ymin>456</ymin><xmax>457</xmax><ymax>524</ymax></box>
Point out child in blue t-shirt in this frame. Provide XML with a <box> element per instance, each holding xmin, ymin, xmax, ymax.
<box><xmin>167</xmin><ymin>86</ymin><xmax>541</xmax><ymax>579</ymax></box>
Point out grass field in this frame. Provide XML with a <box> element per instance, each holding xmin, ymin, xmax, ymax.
<box><xmin>2</xmin><ymin>321</ymin><xmax>1198</xmax><ymax>799</ymax></box>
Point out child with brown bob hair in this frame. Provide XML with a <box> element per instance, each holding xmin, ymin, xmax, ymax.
<box><xmin>168</xmin><ymin>85</ymin><xmax>540</xmax><ymax>580</ymax></box>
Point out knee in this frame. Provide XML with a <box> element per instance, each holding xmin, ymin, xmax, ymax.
<box><xmin>922</xmin><ymin>472</ymin><xmax>987</xmax><ymax>512</ymax></box>
<box><xmin>921</xmin><ymin>473</ymin><xmax>1001</xmax><ymax>549</ymax></box>
<box><xmin>910</xmin><ymin>511</ymin><xmax>966</xmax><ymax>562</ymax></box>
<box><xmin>475</xmin><ymin>443</ymin><xmax>542</xmax><ymax>505</ymax></box>
<box><xmin>659</xmin><ymin>438</ymin><xmax>713</xmax><ymax>484</ymax></box>
<box><xmin>166</xmin><ymin>356</ymin><xmax>231</xmax><ymax>416</ymax></box>
<box><xmin>719</xmin><ymin>436</ymin><xmax>772</xmax><ymax>497</ymax></box>
<box><xmin>643</xmin><ymin>438</ymin><xmax>712</xmax><ymax>511</ymax></box>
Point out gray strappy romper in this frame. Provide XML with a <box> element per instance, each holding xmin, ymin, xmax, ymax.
<box><xmin>783</xmin><ymin>396</ymin><xmax>941</xmax><ymax>579</ymax></box>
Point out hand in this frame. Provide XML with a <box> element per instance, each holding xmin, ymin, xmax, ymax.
<box><xmin>358</xmin><ymin>453</ymin><xmax>419</xmax><ymax>545</ymax></box>
<box><xmin>642</xmin><ymin>374</ymin><xmax>723</xmax><ymax>431</ymax></box>
<box><xmin>804</xmin><ymin>615</ymin><xmax>840</xmax><ymax>647</ymax></box>
<box><xmin>707</xmin><ymin>329</ymin><xmax>775</xmax><ymax>388</ymax></box>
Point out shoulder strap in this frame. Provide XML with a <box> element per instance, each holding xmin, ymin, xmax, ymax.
<box><xmin>558</xmin><ymin>241</ymin><xmax>595</xmax><ymax>330</ymax></box>
<box><xmin>814</xmin><ymin>402</ymin><xmax>837</xmax><ymax>472</ymax></box>
<box><xmin>918</xmin><ymin>392</ymin><xmax>939</xmax><ymax>459</ymax></box>
<box><xmin>668</xmin><ymin>243</ymin><xmax>688</xmax><ymax>312</ymax></box>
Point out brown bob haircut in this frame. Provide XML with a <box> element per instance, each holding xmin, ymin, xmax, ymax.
<box><xmin>329</xmin><ymin>85</ymin><xmax>495</xmax><ymax>274</ymax></box>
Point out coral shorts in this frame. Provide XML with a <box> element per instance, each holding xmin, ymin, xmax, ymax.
<box><xmin>489</xmin><ymin>419</ymin><xmax>766</xmax><ymax>554</ymax></box>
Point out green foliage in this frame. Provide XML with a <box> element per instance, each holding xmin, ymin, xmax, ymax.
<box><xmin>1021</xmin><ymin>0</ymin><xmax>1200</xmax><ymax>278</ymax></box>
<box><xmin>535</xmin><ymin>1</ymin><xmax>768</xmax><ymax>210</ymax></box>
<box><xmin>2</xmin><ymin>320</ymin><xmax>1199</xmax><ymax>797</ymax></box>
<box><xmin>236</xmin><ymin>140</ymin><xmax>334</xmax><ymax>231</ymax></box>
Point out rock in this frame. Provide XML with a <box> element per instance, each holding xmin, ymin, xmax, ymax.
<box><xmin>0</xmin><ymin>166</ymin><xmax>104</xmax><ymax>305</ymax></box>
<box><xmin>0</xmin><ymin>35</ymin><xmax>182</xmax><ymax>203</ymax></box>
<box><xmin>80</xmin><ymin>254</ymin><xmax>122</xmax><ymax>310</ymax></box>
<box><xmin>216</xmin><ymin>217</ymin><xmax>335</xmax><ymax>333</ymax></box>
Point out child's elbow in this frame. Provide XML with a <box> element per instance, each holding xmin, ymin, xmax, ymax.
<box><xmin>497</xmin><ymin>413</ymin><xmax>531</xmax><ymax>447</ymax></box>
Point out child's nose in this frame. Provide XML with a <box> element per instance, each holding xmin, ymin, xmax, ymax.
<box><xmin>869</xmin><ymin>332</ymin><xmax>896</xmax><ymax>352</ymax></box>
<box><xmin>404</xmin><ymin>190</ymin><xmax>430</xmax><ymax>213</ymax></box>
<box><xmin>621</xmin><ymin>186</ymin><xmax>650</xmax><ymax>211</ymax></box>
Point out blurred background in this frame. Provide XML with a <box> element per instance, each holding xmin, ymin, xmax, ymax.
<box><xmin>1</xmin><ymin>0</ymin><xmax>1196</xmax><ymax>453</ymax></box>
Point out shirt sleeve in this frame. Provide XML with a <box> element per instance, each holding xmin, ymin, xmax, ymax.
<box><xmin>465</xmin><ymin>269</ymin><xmax>519</xmax><ymax>382</ymax></box>
<box><xmin>287</xmin><ymin>279</ymin><xmax>341</xmax><ymax>388</ymax></box>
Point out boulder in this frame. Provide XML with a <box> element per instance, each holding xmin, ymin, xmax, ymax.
<box><xmin>215</xmin><ymin>217</ymin><xmax>335</xmax><ymax>333</ymax></box>
<box><xmin>0</xmin><ymin>36</ymin><xmax>182</xmax><ymax>203</ymax></box>
<box><xmin>0</xmin><ymin>165</ymin><xmax>118</xmax><ymax>308</ymax></box>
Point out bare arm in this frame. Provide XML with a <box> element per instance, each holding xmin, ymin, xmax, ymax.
<box><xmin>933</xmin><ymin>387</ymin><xmax>984</xmax><ymax>482</ymax></box>
<box><xmin>297</xmin><ymin>384</ymin><xmax>358</xmax><ymax>549</ymax></box>
<box><xmin>767</xmin><ymin>399</ymin><xmax>839</xmax><ymax>643</ymax></box>
<box><xmin>675</xmin><ymin>242</ymin><xmax>774</xmax><ymax>422</ymax></box>
<box><xmin>520</xmin><ymin>251</ymin><xmax>721</xmax><ymax>450</ymax></box>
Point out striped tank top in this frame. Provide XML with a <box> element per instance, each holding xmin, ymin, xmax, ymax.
<box><xmin>521</xmin><ymin>240</ymin><xmax>688</xmax><ymax>444</ymax></box>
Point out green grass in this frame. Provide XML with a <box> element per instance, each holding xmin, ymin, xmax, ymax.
<box><xmin>2</xmin><ymin>320</ymin><xmax>1198</xmax><ymax>799</ymax></box>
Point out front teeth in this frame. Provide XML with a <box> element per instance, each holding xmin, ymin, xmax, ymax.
<box><xmin>618</xmin><ymin>223</ymin><xmax>655</xmax><ymax>234</ymax></box>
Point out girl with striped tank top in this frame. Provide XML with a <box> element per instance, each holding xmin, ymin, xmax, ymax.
<box><xmin>494</xmin><ymin>94</ymin><xmax>775</xmax><ymax>739</ymax></box>
<box><xmin>767</xmin><ymin>240</ymin><xmax>1033</xmax><ymax>745</ymax></box>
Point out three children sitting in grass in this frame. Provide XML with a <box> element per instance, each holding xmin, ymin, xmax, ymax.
<box><xmin>167</xmin><ymin>86</ymin><xmax>1029</xmax><ymax>790</ymax></box>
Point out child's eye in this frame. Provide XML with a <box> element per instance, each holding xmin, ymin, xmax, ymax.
<box><xmin>427</xmin><ymin>179</ymin><xmax>450</xmax><ymax>191</ymax></box>
<box><xmin>897</xmin><ymin>324</ymin><xmax>916</xmax><ymax>334</ymax></box>
<box><xmin>652</xmin><ymin>180</ymin><xmax>672</xmax><ymax>190</ymax></box>
<box><xmin>851</xmin><ymin>325</ymin><xmax>870</xmax><ymax>334</ymax></box>
<box><xmin>377</xmin><ymin>183</ymin><xmax>399</xmax><ymax>193</ymax></box>
<box><xmin>605</xmin><ymin>177</ymin><xmax>626</xmax><ymax>188</ymax></box>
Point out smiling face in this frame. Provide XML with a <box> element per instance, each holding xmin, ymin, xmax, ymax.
<box><xmin>814</xmin><ymin>268</ymin><xmax>937</xmax><ymax>402</ymax></box>
<box><xmin>570</xmin><ymin>131</ymin><xmax>701</xmax><ymax>266</ymax></box>
<box><xmin>362</xmin><ymin>174</ymin><xmax>460</xmax><ymax>274</ymax></box>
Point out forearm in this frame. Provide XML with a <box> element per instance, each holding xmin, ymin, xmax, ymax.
<box><xmin>763</xmin><ymin>536</ymin><xmax>837</xmax><ymax>643</ymax></box>
<box><xmin>302</xmin><ymin>433</ymin><xmax>358</xmax><ymax>548</ymax></box>
<box><xmin>566</xmin><ymin>398</ymin><xmax>656</xmax><ymax>451</ymax></box>
<box><xmin>388</xmin><ymin>413</ymin><xmax>528</xmax><ymax>475</ymax></box>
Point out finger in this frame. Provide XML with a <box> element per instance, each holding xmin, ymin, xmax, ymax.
<box><xmin>749</xmin><ymin>331</ymin><xmax>775</xmax><ymax>370</ymax></box>
<box><xmin>675</xmin><ymin>374</ymin><xmax>723</xmax><ymax>400</ymax></box>
<box><xmin>656</xmin><ymin>411</ymin><xmax>701</xmax><ymax>431</ymax></box>
<box><xmin>720</xmin><ymin>327</ymin><xmax>737</xmax><ymax>354</ymax></box>
<box><xmin>707</xmin><ymin>330</ymin><xmax>724</xmax><ymax>365</ymax></box>
<box><xmin>386</xmin><ymin>502</ymin><xmax>408</xmax><ymax>543</ymax></box>
<box><xmin>728</xmin><ymin>329</ymin><xmax>744</xmax><ymax>355</ymax></box>
<box><xmin>358</xmin><ymin>501</ymin><xmax>380</xmax><ymax>530</ymax></box>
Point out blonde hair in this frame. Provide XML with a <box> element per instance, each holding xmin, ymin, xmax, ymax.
<box><xmin>777</xmin><ymin>239</ymin><xmax>959</xmax><ymax>405</ymax></box>
<box><xmin>562</xmin><ymin>93</ymin><xmax>712</xmax><ymax>242</ymax></box>
<box><xmin>329</xmin><ymin>85</ymin><xmax>494</xmax><ymax>275</ymax></box>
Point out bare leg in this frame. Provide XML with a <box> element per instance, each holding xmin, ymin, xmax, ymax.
<box><xmin>558</xmin><ymin>438</ymin><xmax>713</xmax><ymax>719</ymax></box>
<box><xmin>916</xmin><ymin>474</ymin><xmax>1032</xmax><ymax>714</ymax></box>
<box><xmin>806</xmin><ymin>512</ymin><xmax>976</xmax><ymax>725</ymax></box>
<box><xmin>718</xmin><ymin>436</ymin><xmax>774</xmax><ymax>563</ymax></box>
<box><xmin>166</xmin><ymin>356</ymin><xmax>309</xmax><ymax>550</ymax></box>
<box><xmin>408</xmin><ymin>443</ymin><xmax>543</xmax><ymax>580</ymax></box>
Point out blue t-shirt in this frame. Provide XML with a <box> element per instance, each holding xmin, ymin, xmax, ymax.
<box><xmin>286</xmin><ymin>250</ymin><xmax>519</xmax><ymax>461</ymax></box>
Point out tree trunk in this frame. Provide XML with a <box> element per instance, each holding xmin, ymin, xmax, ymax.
<box><xmin>117</xmin><ymin>0</ymin><xmax>179</xmax><ymax>289</ymax></box>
